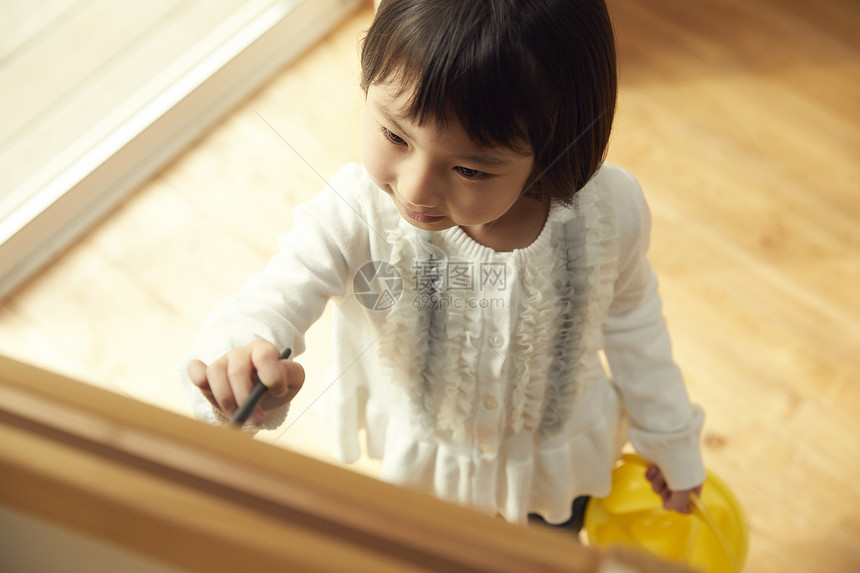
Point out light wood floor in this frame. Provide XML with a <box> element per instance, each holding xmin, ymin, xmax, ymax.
<box><xmin>1</xmin><ymin>1</ymin><xmax>858</xmax><ymax>571</ymax></box>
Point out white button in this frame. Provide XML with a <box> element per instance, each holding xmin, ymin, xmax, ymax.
<box><xmin>482</xmin><ymin>395</ymin><xmax>498</xmax><ymax>410</ymax></box>
<box><xmin>487</xmin><ymin>332</ymin><xmax>504</xmax><ymax>348</ymax></box>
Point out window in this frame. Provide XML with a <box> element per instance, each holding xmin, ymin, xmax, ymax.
<box><xmin>0</xmin><ymin>0</ymin><xmax>362</xmax><ymax>299</ymax></box>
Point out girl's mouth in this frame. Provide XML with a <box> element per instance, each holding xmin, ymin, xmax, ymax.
<box><xmin>399</xmin><ymin>202</ymin><xmax>445</xmax><ymax>223</ymax></box>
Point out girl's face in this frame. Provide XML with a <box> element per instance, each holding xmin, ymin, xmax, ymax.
<box><xmin>361</xmin><ymin>80</ymin><xmax>541</xmax><ymax>247</ymax></box>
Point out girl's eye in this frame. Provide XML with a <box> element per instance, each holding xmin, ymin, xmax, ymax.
<box><xmin>381</xmin><ymin>126</ymin><xmax>406</xmax><ymax>145</ymax></box>
<box><xmin>456</xmin><ymin>166</ymin><xmax>487</xmax><ymax>180</ymax></box>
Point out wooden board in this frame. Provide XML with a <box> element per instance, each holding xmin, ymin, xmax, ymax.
<box><xmin>0</xmin><ymin>354</ymin><xmax>686</xmax><ymax>572</ymax></box>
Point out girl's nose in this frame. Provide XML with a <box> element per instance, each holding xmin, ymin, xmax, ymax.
<box><xmin>397</xmin><ymin>160</ymin><xmax>440</xmax><ymax>208</ymax></box>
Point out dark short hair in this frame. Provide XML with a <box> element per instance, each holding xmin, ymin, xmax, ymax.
<box><xmin>360</xmin><ymin>0</ymin><xmax>617</xmax><ymax>204</ymax></box>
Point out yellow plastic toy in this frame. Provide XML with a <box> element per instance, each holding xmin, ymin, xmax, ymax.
<box><xmin>585</xmin><ymin>454</ymin><xmax>748</xmax><ymax>573</ymax></box>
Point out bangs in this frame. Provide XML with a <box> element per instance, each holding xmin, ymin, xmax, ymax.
<box><xmin>360</xmin><ymin>2</ymin><xmax>545</xmax><ymax>154</ymax></box>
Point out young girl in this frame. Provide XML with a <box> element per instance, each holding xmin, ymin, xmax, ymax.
<box><xmin>182</xmin><ymin>0</ymin><xmax>705</xmax><ymax>527</ymax></box>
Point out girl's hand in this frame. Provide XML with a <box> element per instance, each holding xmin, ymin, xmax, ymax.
<box><xmin>187</xmin><ymin>339</ymin><xmax>305</xmax><ymax>426</ymax></box>
<box><xmin>645</xmin><ymin>464</ymin><xmax>703</xmax><ymax>514</ymax></box>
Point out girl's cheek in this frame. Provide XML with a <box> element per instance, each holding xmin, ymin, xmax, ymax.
<box><xmin>362</xmin><ymin>149</ymin><xmax>387</xmax><ymax>187</ymax></box>
<box><xmin>360</xmin><ymin>125</ymin><xmax>388</xmax><ymax>182</ymax></box>
<box><xmin>362</xmin><ymin>144</ymin><xmax>395</xmax><ymax>191</ymax></box>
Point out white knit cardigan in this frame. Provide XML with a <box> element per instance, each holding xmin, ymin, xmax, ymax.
<box><xmin>181</xmin><ymin>162</ymin><xmax>705</xmax><ymax>524</ymax></box>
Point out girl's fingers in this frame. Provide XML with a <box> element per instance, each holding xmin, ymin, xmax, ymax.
<box><xmin>224</xmin><ymin>348</ymin><xmax>256</xmax><ymax>410</ymax></box>
<box><xmin>187</xmin><ymin>359</ymin><xmax>220</xmax><ymax>409</ymax></box>
<box><xmin>644</xmin><ymin>464</ymin><xmax>705</xmax><ymax>513</ymax></box>
<box><xmin>249</xmin><ymin>340</ymin><xmax>305</xmax><ymax>401</ymax></box>
<box><xmin>281</xmin><ymin>360</ymin><xmax>305</xmax><ymax>401</ymax></box>
<box><xmin>250</xmin><ymin>340</ymin><xmax>288</xmax><ymax>396</ymax></box>
<box><xmin>251</xmin><ymin>406</ymin><xmax>264</xmax><ymax>426</ymax></box>
<box><xmin>206</xmin><ymin>358</ymin><xmax>239</xmax><ymax>417</ymax></box>
<box><xmin>258</xmin><ymin>360</ymin><xmax>305</xmax><ymax>413</ymax></box>
<box><xmin>645</xmin><ymin>465</ymin><xmax>659</xmax><ymax>482</ymax></box>
<box><xmin>646</xmin><ymin>464</ymin><xmax>668</xmax><ymax>495</ymax></box>
<box><xmin>665</xmin><ymin>491</ymin><xmax>691</xmax><ymax>514</ymax></box>
<box><xmin>187</xmin><ymin>359</ymin><xmax>210</xmax><ymax>389</ymax></box>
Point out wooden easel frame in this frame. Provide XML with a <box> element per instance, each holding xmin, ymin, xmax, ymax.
<box><xmin>0</xmin><ymin>355</ymin><xmax>686</xmax><ymax>572</ymax></box>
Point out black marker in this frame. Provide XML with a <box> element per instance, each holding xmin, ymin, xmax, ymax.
<box><xmin>230</xmin><ymin>347</ymin><xmax>292</xmax><ymax>426</ymax></box>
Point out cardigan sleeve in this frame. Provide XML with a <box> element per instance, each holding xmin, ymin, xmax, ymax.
<box><xmin>601</xmin><ymin>170</ymin><xmax>706</xmax><ymax>491</ymax></box>
<box><xmin>179</xmin><ymin>163</ymin><xmax>374</xmax><ymax>429</ymax></box>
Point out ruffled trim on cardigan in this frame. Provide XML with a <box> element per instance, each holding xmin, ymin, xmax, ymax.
<box><xmin>510</xmin><ymin>250</ymin><xmax>557</xmax><ymax>433</ymax></box>
<box><xmin>539</xmin><ymin>186</ymin><xmax>618</xmax><ymax>436</ymax></box>
<box><xmin>377</xmin><ymin>221</ymin><xmax>440</xmax><ymax>427</ymax></box>
<box><xmin>436</xmin><ymin>301</ymin><xmax>480</xmax><ymax>441</ymax></box>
